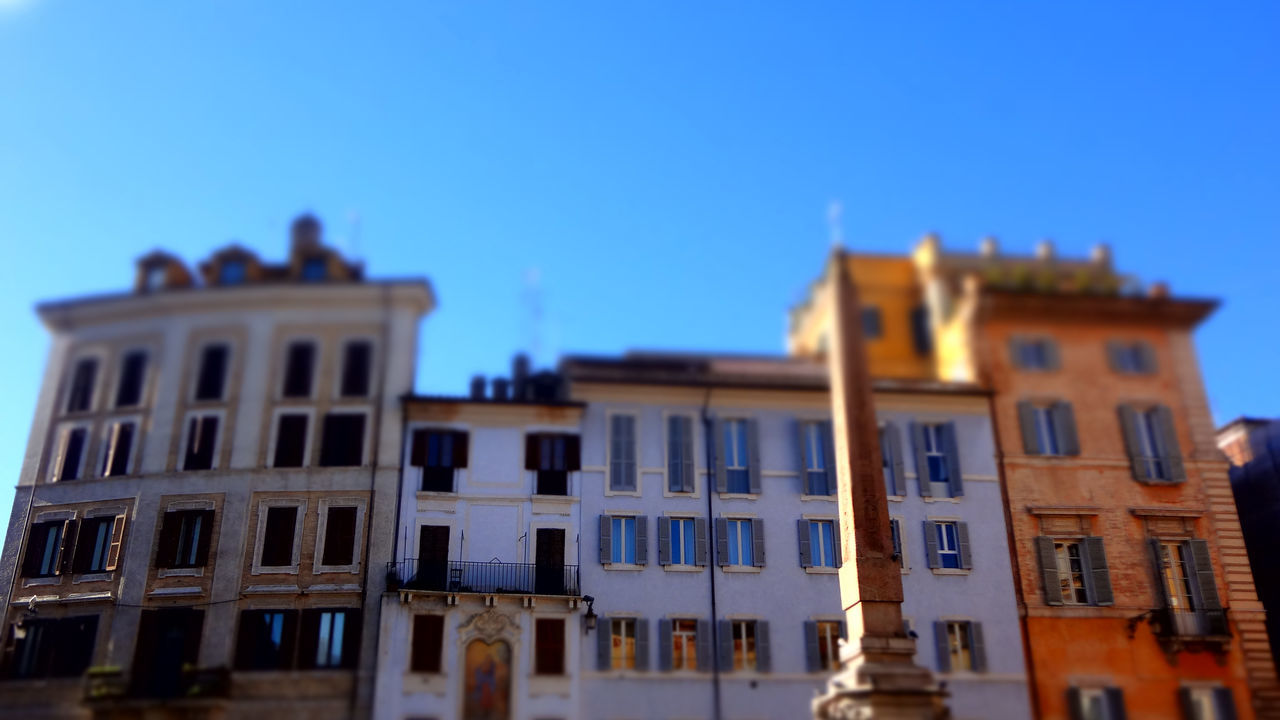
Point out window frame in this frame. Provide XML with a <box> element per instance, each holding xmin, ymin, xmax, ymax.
<box><xmin>50</xmin><ymin>422</ymin><xmax>92</xmax><ymax>483</ymax></box>
<box><xmin>670</xmin><ymin>618</ymin><xmax>699</xmax><ymax>672</ymax></box>
<box><xmin>111</xmin><ymin>347</ymin><xmax>150</xmax><ymax>409</ymax></box>
<box><xmin>191</xmin><ymin>341</ymin><xmax>232</xmax><ymax>403</ymax></box>
<box><xmin>335</xmin><ymin>337</ymin><xmax>376</xmax><ymax>400</ymax></box>
<box><xmin>533</xmin><ymin>617</ymin><xmax>566</xmax><ymax>676</ymax></box>
<box><xmin>317</xmin><ymin>409</ymin><xmax>370</xmax><ymax>468</ymax></box>
<box><xmin>606</xmin><ymin>411</ymin><xmax>640</xmax><ymax>495</ymax></box>
<box><xmin>809</xmin><ymin>519</ymin><xmax>838</xmax><ymax>569</ymax></box>
<box><xmin>935</xmin><ymin>521</ymin><xmax>962</xmax><ymax>570</ymax></box>
<box><xmin>721</xmin><ymin>418</ymin><xmax>751</xmax><ymax>494</ymax></box>
<box><xmin>814</xmin><ymin>620</ymin><xmax>842</xmax><ymax>672</ymax></box>
<box><xmin>155</xmin><ymin>505</ymin><xmax>215</xmax><ymax>572</ymax></box>
<box><xmin>267</xmin><ymin>408</ymin><xmax>315</xmax><ymax>469</ymax></box>
<box><xmin>609</xmin><ymin>617</ymin><xmax>638</xmax><ymax>670</ymax></box>
<box><xmin>278</xmin><ymin>338</ymin><xmax>320</xmax><ymax>401</ymax></box>
<box><xmin>251</xmin><ymin>498</ymin><xmax>307</xmax><ymax>575</ymax></box>
<box><xmin>663</xmin><ymin>412</ymin><xmax>699</xmax><ymax>497</ymax></box>
<box><xmin>177</xmin><ymin>410</ymin><xmax>225</xmax><ymax>472</ymax></box>
<box><xmin>64</xmin><ymin>354</ymin><xmax>102</xmax><ymax>415</ymax></box>
<box><xmin>98</xmin><ymin>416</ymin><xmax>142</xmax><ymax>478</ymax></box>
<box><xmin>313</xmin><ymin>497</ymin><xmax>366</xmax><ymax>574</ymax></box>
<box><xmin>668</xmin><ymin>517</ymin><xmax>699</xmax><ymax>567</ymax></box>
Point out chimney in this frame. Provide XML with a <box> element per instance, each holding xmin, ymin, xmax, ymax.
<box><xmin>470</xmin><ymin>375</ymin><xmax>486</xmax><ymax>400</ymax></box>
<box><xmin>1091</xmin><ymin>243</ymin><xmax>1112</xmax><ymax>266</ymax></box>
<box><xmin>291</xmin><ymin>214</ymin><xmax>322</xmax><ymax>252</ymax></box>
<box><xmin>979</xmin><ymin>236</ymin><xmax>999</xmax><ymax>257</ymax></box>
<box><xmin>512</xmin><ymin>353</ymin><xmax>531</xmax><ymax>400</ymax></box>
<box><xmin>492</xmin><ymin>378</ymin><xmax>510</xmax><ymax>401</ymax></box>
<box><xmin>1035</xmin><ymin>239</ymin><xmax>1055</xmax><ymax>260</ymax></box>
<box><xmin>1148</xmin><ymin>282</ymin><xmax>1170</xmax><ymax>299</ymax></box>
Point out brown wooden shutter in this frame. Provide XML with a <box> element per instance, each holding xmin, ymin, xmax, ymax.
<box><xmin>21</xmin><ymin>523</ymin><xmax>50</xmax><ymax>577</ymax></box>
<box><xmin>411</xmin><ymin>615</ymin><xmax>444</xmax><ymax>673</ymax></box>
<box><xmin>1185</xmin><ymin>539</ymin><xmax>1222</xmax><ymax>610</ymax></box>
<box><xmin>1083</xmin><ymin>536</ymin><xmax>1113</xmax><ymax>606</ymax></box>
<box><xmin>1053</xmin><ymin>402</ymin><xmax>1080</xmax><ymax>456</ymax></box>
<box><xmin>565</xmin><ymin>435</ymin><xmax>582</xmax><ymax>471</ymax></box>
<box><xmin>154</xmin><ymin>512</ymin><xmax>180</xmax><ymax>568</ymax></box>
<box><xmin>104</xmin><ymin>515</ymin><xmax>127</xmax><ymax>571</ymax></box>
<box><xmin>535</xmin><ymin>618</ymin><xmax>565</xmax><ymax>675</ymax></box>
<box><xmin>525</xmin><ymin>434</ymin><xmax>541</xmax><ymax>470</ymax></box>
<box><xmin>409</xmin><ymin>429</ymin><xmax>428</xmax><ymax>466</ymax></box>
<box><xmin>1035</xmin><ymin>537</ymin><xmax>1063</xmax><ymax>606</ymax></box>
<box><xmin>452</xmin><ymin>431</ymin><xmax>469</xmax><ymax>468</ymax></box>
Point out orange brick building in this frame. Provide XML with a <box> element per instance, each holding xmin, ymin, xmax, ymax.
<box><xmin>791</xmin><ymin>237</ymin><xmax>1277</xmax><ymax>719</ymax></box>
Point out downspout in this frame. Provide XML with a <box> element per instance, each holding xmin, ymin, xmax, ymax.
<box><xmin>700</xmin><ymin>387</ymin><xmax>723</xmax><ymax>720</ymax></box>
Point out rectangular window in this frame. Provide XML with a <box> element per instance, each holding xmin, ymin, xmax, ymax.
<box><xmin>194</xmin><ymin>344</ymin><xmax>229</xmax><ymax>401</ymax></box>
<box><xmin>861</xmin><ymin>307</ymin><xmax>883</xmax><ymax>338</ymax></box>
<box><xmin>526</xmin><ymin>433</ymin><xmax>580</xmax><ymax>496</ymax></box>
<box><xmin>1055</xmin><ymin>541</ymin><xmax>1090</xmax><ymax>605</ymax></box>
<box><xmin>7</xmin><ymin>615</ymin><xmax>98</xmax><ymax>679</ymax></box>
<box><xmin>339</xmin><ymin>341</ymin><xmax>372</xmax><ymax>398</ymax></box>
<box><xmin>1109</xmin><ymin>340</ymin><xmax>1156</xmax><ymax>375</ymax></box>
<box><xmin>1136</xmin><ymin>409</ymin><xmax>1168</xmax><ymax>480</ymax></box>
<box><xmin>922</xmin><ymin>424</ymin><xmax>950</xmax><ymax>488</ymax></box>
<box><xmin>410</xmin><ymin>615</ymin><xmax>444</xmax><ymax>673</ymax></box>
<box><xmin>671</xmin><ymin>619</ymin><xmax>698</xmax><ymax>671</ymax></box>
<box><xmin>725</xmin><ymin>519</ymin><xmax>753</xmax><ymax>566</ymax></box>
<box><xmin>219</xmin><ymin>259</ymin><xmax>246</xmax><ymax>285</ymax></box>
<box><xmin>411</xmin><ymin>429</ymin><xmax>468</xmax><ymax>492</ymax></box>
<box><xmin>1012</xmin><ymin>337</ymin><xmax>1057</xmax><ymax>371</ymax></box>
<box><xmin>273</xmin><ymin>413</ymin><xmax>309</xmax><ymax>468</ymax></box>
<box><xmin>610</xmin><ymin>618</ymin><xmax>636</xmax><ymax>670</ymax></box>
<box><xmin>115</xmin><ymin>351</ymin><xmax>147</xmax><ymax>408</ymax></box>
<box><xmin>281</xmin><ymin>341</ymin><xmax>316</xmax><ymax>398</ymax></box>
<box><xmin>156</xmin><ymin>509</ymin><xmax>213</xmax><ymax>569</ymax></box>
<box><xmin>1182</xmin><ymin>686</ymin><xmax>1235</xmax><ymax>720</ymax></box>
<box><xmin>66</xmin><ymin>358</ymin><xmax>98</xmax><ymax>413</ymax></box>
<box><xmin>910</xmin><ymin>305</ymin><xmax>932</xmax><ymax>356</ymax></box>
<box><xmin>815</xmin><ymin>621</ymin><xmax>841</xmax><ymax>671</ymax></box>
<box><xmin>1072</xmin><ymin>688</ymin><xmax>1125</xmax><ymax>720</ymax></box>
<box><xmin>722</xmin><ymin>419</ymin><xmax>750</xmax><ymax>493</ymax></box>
<box><xmin>58</xmin><ymin>427</ymin><xmax>87</xmax><ymax>481</ymax></box>
<box><xmin>801</xmin><ymin>421</ymin><xmax>830</xmax><ymax>495</ymax></box>
<box><xmin>101</xmin><ymin>421</ymin><xmax>136</xmax><ymax>477</ymax></box>
<box><xmin>945</xmin><ymin>621</ymin><xmax>974</xmax><ymax>671</ymax></box>
<box><xmin>302</xmin><ymin>608</ymin><xmax>358</xmax><ymax>669</ymax></box>
<box><xmin>890</xmin><ymin>518</ymin><xmax>904</xmax><ymax>568</ymax></box>
<box><xmin>318</xmin><ymin>413</ymin><xmax>365</xmax><ymax>467</ymax></box>
<box><xmin>260</xmin><ymin>506</ymin><xmax>299</xmax><ymax>568</ymax></box>
<box><xmin>72</xmin><ymin>516</ymin><xmax>117</xmax><ymax>573</ymax></box>
<box><xmin>608</xmin><ymin>414</ymin><xmax>637</xmax><ymax>491</ymax></box>
<box><xmin>182</xmin><ymin>415</ymin><xmax>220</xmax><ymax>471</ymax></box>
<box><xmin>809</xmin><ymin>520</ymin><xmax>838</xmax><ymax>568</ymax></box>
<box><xmin>610</xmin><ymin>516</ymin><xmax>637</xmax><ymax>564</ymax></box>
<box><xmin>670</xmin><ymin>518</ymin><xmax>697</xmax><ymax>566</ymax></box>
<box><xmin>935</xmin><ymin>522</ymin><xmax>961</xmax><ymax>569</ymax></box>
<box><xmin>667</xmin><ymin>416</ymin><xmax>695</xmax><ymax>493</ymax></box>
<box><xmin>234</xmin><ymin>609</ymin><xmax>298</xmax><ymax>670</ymax></box>
<box><xmin>730</xmin><ymin>620</ymin><xmax>757</xmax><ymax>670</ymax></box>
<box><xmin>1159</xmin><ymin>541</ymin><xmax>1197</xmax><ymax>611</ymax></box>
<box><xmin>22</xmin><ymin>521</ymin><xmax>66</xmax><ymax>577</ymax></box>
<box><xmin>1033</xmin><ymin>406</ymin><xmax>1060</xmax><ymax>455</ymax></box>
<box><xmin>301</xmin><ymin>256</ymin><xmax>328</xmax><ymax>281</ymax></box>
<box><xmin>321</xmin><ymin>505</ymin><xmax>358</xmax><ymax>567</ymax></box>
<box><xmin>534</xmin><ymin>618</ymin><xmax>565</xmax><ymax>675</ymax></box>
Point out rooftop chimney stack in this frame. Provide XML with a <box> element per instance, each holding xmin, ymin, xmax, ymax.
<box><xmin>979</xmin><ymin>236</ymin><xmax>999</xmax><ymax>257</ymax></box>
<box><xmin>470</xmin><ymin>375</ymin><xmax>487</xmax><ymax>400</ymax></box>
<box><xmin>1091</xmin><ymin>243</ymin><xmax>1112</xmax><ymax>266</ymax></box>
<box><xmin>513</xmin><ymin>353</ymin><xmax>531</xmax><ymax>401</ymax></box>
<box><xmin>291</xmin><ymin>214</ymin><xmax>322</xmax><ymax>253</ymax></box>
<box><xmin>1035</xmin><ymin>239</ymin><xmax>1055</xmax><ymax>260</ymax></box>
<box><xmin>492</xmin><ymin>378</ymin><xmax>510</xmax><ymax>401</ymax></box>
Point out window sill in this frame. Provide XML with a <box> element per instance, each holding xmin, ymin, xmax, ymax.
<box><xmin>800</xmin><ymin>494</ymin><xmax>837</xmax><ymax>502</ymax></box>
<box><xmin>930</xmin><ymin>568</ymin><xmax>971</xmax><ymax>576</ymax></box>
<box><xmin>804</xmin><ymin>566</ymin><xmax>838</xmax><ymax>575</ymax></box>
<box><xmin>73</xmin><ymin>572</ymin><xmax>112</xmax><ymax>584</ymax></box>
<box><xmin>721</xmin><ymin>565</ymin><xmax>762</xmax><ymax>574</ymax></box>
<box><xmin>922</xmin><ymin>496</ymin><xmax>961</xmax><ymax>504</ymax></box>
<box><xmin>313</xmin><ymin>564</ymin><xmax>362</xmax><ymax>575</ymax></box>
<box><xmin>887</xmin><ymin>494</ymin><xmax>905</xmax><ymax>503</ymax></box>
<box><xmin>603</xmin><ymin>564</ymin><xmax>645</xmax><ymax>572</ymax></box>
<box><xmin>604</xmin><ymin>488</ymin><xmax>642</xmax><ymax>497</ymax></box>
<box><xmin>717</xmin><ymin>493</ymin><xmax>758</xmax><ymax>500</ymax></box>
<box><xmin>661</xmin><ymin>564</ymin><xmax>704</xmax><ymax>573</ymax></box>
<box><xmin>157</xmin><ymin>567</ymin><xmax>205</xmax><ymax>578</ymax></box>
<box><xmin>662</xmin><ymin>489</ymin><xmax>700</xmax><ymax>499</ymax></box>
<box><xmin>249</xmin><ymin>566</ymin><xmax>300</xmax><ymax>576</ymax></box>
<box><xmin>21</xmin><ymin>577</ymin><xmax>60</xmax><ymax>587</ymax></box>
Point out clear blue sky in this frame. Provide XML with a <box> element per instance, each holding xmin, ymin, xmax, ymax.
<box><xmin>2</xmin><ymin>2</ymin><xmax>1278</xmax><ymax>521</ymax></box>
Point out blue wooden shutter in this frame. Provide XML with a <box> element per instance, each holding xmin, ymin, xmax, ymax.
<box><xmin>597</xmin><ymin>616</ymin><xmax>612</xmax><ymax>670</ymax></box>
<box><xmin>635</xmin><ymin>516</ymin><xmax>648</xmax><ymax>566</ymax></box>
<box><xmin>910</xmin><ymin>422</ymin><xmax>932</xmax><ymax>495</ymax></box>
<box><xmin>658</xmin><ymin>620</ymin><xmax>672</xmax><ymax>671</ymax></box>
<box><xmin>933</xmin><ymin>622</ymin><xmax>950</xmax><ymax>672</ymax></box>
<box><xmin>755</xmin><ymin>621</ymin><xmax>771</xmax><ymax>672</ymax></box>
<box><xmin>635</xmin><ymin>619</ymin><xmax>650</xmax><ymax>671</ymax></box>
<box><xmin>797</xmin><ymin>519</ymin><xmax>813</xmax><ymax>567</ymax></box>
<box><xmin>657</xmin><ymin>517</ymin><xmax>671</xmax><ymax>566</ymax></box>
<box><xmin>747</xmin><ymin>419</ymin><xmax>762</xmax><ymax>494</ymax></box>
<box><xmin>751</xmin><ymin>518</ymin><xmax>766</xmax><ymax>567</ymax></box>
<box><xmin>599</xmin><ymin>515</ymin><xmax>612</xmax><ymax>564</ymax></box>
<box><xmin>942</xmin><ymin>422</ymin><xmax>963</xmax><ymax>497</ymax></box>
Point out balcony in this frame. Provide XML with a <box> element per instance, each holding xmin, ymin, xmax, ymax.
<box><xmin>386</xmin><ymin>559</ymin><xmax>580</xmax><ymax>597</ymax></box>
<box><xmin>1154</xmin><ymin>608</ymin><xmax>1230</xmax><ymax>638</ymax></box>
<box><xmin>84</xmin><ymin>665</ymin><xmax>230</xmax><ymax>707</ymax></box>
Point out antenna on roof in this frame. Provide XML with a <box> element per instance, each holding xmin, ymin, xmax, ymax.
<box><xmin>828</xmin><ymin>200</ymin><xmax>844</xmax><ymax>249</ymax></box>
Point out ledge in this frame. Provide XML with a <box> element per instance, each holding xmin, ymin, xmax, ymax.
<box><xmin>1026</xmin><ymin>505</ymin><xmax>1102</xmax><ymax>516</ymax></box>
<box><xmin>1129</xmin><ymin>507</ymin><xmax>1203</xmax><ymax>518</ymax></box>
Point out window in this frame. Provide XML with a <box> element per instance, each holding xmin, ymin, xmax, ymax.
<box><xmin>1152</xmin><ymin>540</ymin><xmax>1227</xmax><ymax>636</ymax></box>
<box><xmin>410</xmin><ymin>429</ymin><xmax>468</xmax><ymax>492</ymax></box>
<box><xmin>798</xmin><ymin>519</ymin><xmax>841</xmax><ymax>569</ymax></box>
<box><xmin>144</xmin><ymin>263</ymin><xmax>167</xmax><ymax>291</ymax></box>
<box><xmin>194</xmin><ymin>344</ymin><xmax>229</xmax><ymax>401</ymax></box>
<box><xmin>58</xmin><ymin>427</ymin><xmax>88</xmax><ymax>481</ymax></box>
<box><xmin>799</xmin><ymin>420</ymin><xmax>834</xmax><ymax>496</ymax></box>
<box><xmin>671</xmin><ymin>619</ymin><xmax>698</xmax><ymax>671</ymax></box>
<box><xmin>925</xmin><ymin>521</ymin><xmax>970</xmax><ymax>571</ymax></box>
<box><xmin>1034</xmin><ymin>406</ymin><xmax>1059</xmax><ymax>455</ymax></box>
<box><xmin>609</xmin><ymin>618</ymin><xmax>637</xmax><ymax>670</ymax></box>
<box><xmin>728</xmin><ymin>620</ymin><xmax>758</xmax><ymax>671</ymax></box>
<box><xmin>339</xmin><ymin>340</ymin><xmax>372</xmax><ymax>397</ymax></box>
<box><xmin>890</xmin><ymin>518</ymin><xmax>903</xmax><ymax>568</ymax></box>
<box><xmin>1018</xmin><ymin>401</ymin><xmax>1079</xmax><ymax>457</ymax></box>
<box><xmin>880</xmin><ymin>423</ymin><xmax>904</xmax><ymax>496</ymax></box>
<box><xmin>1010</xmin><ymin>336</ymin><xmax>1058</xmax><ymax>371</ymax></box>
<box><xmin>6</xmin><ymin>616</ymin><xmax>98</xmax><ymax>679</ymax></box>
<box><xmin>921</xmin><ymin>424</ymin><xmax>949</xmax><ymax>487</ymax></box>
<box><xmin>66</xmin><ymin>358</ymin><xmax>98</xmax><ymax>413</ymax></box>
<box><xmin>272</xmin><ymin>414</ymin><xmax>309</xmax><ymax>468</ymax></box>
<box><xmin>1159</xmin><ymin>541</ymin><xmax>1197</xmax><ymax>611</ymax></box>
<box><xmin>319</xmin><ymin>505</ymin><xmax>359</xmax><ymax>568</ymax></box>
<box><xmin>281</xmin><ymin>342</ymin><xmax>315</xmax><ymax>398</ymax></box>
<box><xmin>911</xmin><ymin>421</ymin><xmax>963</xmax><ymax>497</ymax></box>
<box><xmin>1108</xmin><ymin>340</ymin><xmax>1156</xmax><ymax>375</ymax></box>
<box><xmin>910</xmin><ymin>305</ymin><xmax>932</xmax><ymax>356</ymax></box>
<box><xmin>301</xmin><ymin>256</ymin><xmax>327</xmax><ymax>281</ymax></box>
<box><xmin>72</xmin><ymin>515</ymin><xmax>124</xmax><ymax>574</ymax></box>
<box><xmin>608</xmin><ymin>414</ymin><xmax>637</xmax><ymax>491</ymax></box>
<box><xmin>22</xmin><ymin>520</ymin><xmax>69</xmax><ymax>577</ymax></box>
<box><xmin>182</xmin><ymin>415</ymin><xmax>220</xmax><ymax>471</ymax></box>
<box><xmin>808</xmin><ymin>620</ymin><xmax>842</xmax><ymax>671</ymax></box>
<box><xmin>721</xmin><ymin>419</ymin><xmax>751</xmax><ymax>493</ymax></box>
<box><xmin>534</xmin><ymin>618</ymin><xmax>565</xmax><ymax>675</ymax></box>
<box><xmin>259</xmin><ymin>506</ymin><xmax>300</xmax><ymax>569</ymax></box>
<box><xmin>1119</xmin><ymin>404</ymin><xmax>1184</xmax><ymax>483</ymax></box>
<box><xmin>667</xmin><ymin>415</ymin><xmax>695</xmax><ymax>493</ymax></box>
<box><xmin>218</xmin><ymin>259</ymin><xmax>247</xmax><ymax>285</ymax></box>
<box><xmin>1056</xmin><ymin>541</ymin><xmax>1089</xmax><ymax>604</ymax></box>
<box><xmin>300</xmin><ymin>608</ymin><xmax>359</xmax><ymax>669</ymax></box>
<box><xmin>100</xmin><ymin>421</ymin><xmax>136</xmax><ymax>477</ymax></box>
<box><xmin>410</xmin><ymin>615</ymin><xmax>444</xmax><ymax>673</ymax></box>
<box><xmin>525</xmin><ymin>433</ymin><xmax>581</xmax><ymax>496</ymax></box>
<box><xmin>934</xmin><ymin>620</ymin><xmax>985</xmax><ymax>672</ymax></box>
<box><xmin>602</xmin><ymin>515</ymin><xmax>637</xmax><ymax>565</ymax></box>
<box><xmin>664</xmin><ymin>517</ymin><xmax>701</xmax><ymax>566</ymax></box>
<box><xmin>234</xmin><ymin>609</ymin><xmax>298</xmax><ymax>670</ymax></box>
<box><xmin>1180</xmin><ymin>686</ymin><xmax>1237</xmax><ymax>720</ymax></box>
<box><xmin>861</xmin><ymin>307</ymin><xmax>882</xmax><ymax>339</ymax></box>
<box><xmin>319</xmin><ymin>413</ymin><xmax>365</xmax><ymax>467</ymax></box>
<box><xmin>115</xmin><ymin>351</ymin><xmax>147</xmax><ymax>407</ymax></box>
<box><xmin>1069</xmin><ymin>687</ymin><xmax>1125</xmax><ymax>720</ymax></box>
<box><xmin>156</xmin><ymin>509</ymin><xmax>213</xmax><ymax>569</ymax></box>
<box><xmin>717</xmin><ymin>518</ymin><xmax>766</xmax><ymax>568</ymax></box>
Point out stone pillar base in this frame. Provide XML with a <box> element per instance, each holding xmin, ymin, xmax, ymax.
<box><xmin>812</xmin><ymin>661</ymin><xmax>950</xmax><ymax>720</ymax></box>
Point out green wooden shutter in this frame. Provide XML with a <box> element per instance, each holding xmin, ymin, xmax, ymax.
<box><xmin>1036</xmin><ymin>537</ymin><xmax>1063</xmax><ymax>606</ymax></box>
<box><xmin>696</xmin><ymin>620</ymin><xmax>711</xmax><ymax>672</ymax></box>
<box><xmin>910</xmin><ymin>422</ymin><xmax>932</xmax><ymax>495</ymax></box>
<box><xmin>1083</xmin><ymin>536</ymin><xmax>1114</xmax><ymax>606</ymax></box>
<box><xmin>1018</xmin><ymin>401</ymin><xmax>1039</xmax><ymax>454</ymax></box>
<box><xmin>680</xmin><ymin>418</ymin><xmax>696</xmax><ymax>492</ymax></box>
<box><xmin>1214</xmin><ymin>687</ymin><xmax>1238</xmax><ymax>720</ymax></box>
<box><xmin>1053</xmin><ymin>402</ymin><xmax>1080</xmax><ymax>456</ymax></box>
<box><xmin>1117</xmin><ymin>405</ymin><xmax>1147</xmax><ymax>482</ymax></box>
<box><xmin>1154</xmin><ymin>405</ymin><xmax>1186</xmax><ymax>482</ymax></box>
<box><xmin>1066</xmin><ymin>688</ymin><xmax>1085</xmax><ymax>720</ymax></box>
<box><xmin>956</xmin><ymin>522</ymin><xmax>973</xmax><ymax>569</ymax></box>
<box><xmin>821</xmin><ymin>421</ymin><xmax>837</xmax><ymax>496</ymax></box>
<box><xmin>717</xmin><ymin>620</ymin><xmax>734</xmax><ymax>672</ymax></box>
<box><xmin>885</xmin><ymin>422</ymin><xmax>906</xmax><ymax>496</ymax></box>
<box><xmin>635</xmin><ymin>619</ymin><xmax>650</xmax><ymax>671</ymax></box>
<box><xmin>695</xmin><ymin>518</ymin><xmax>708</xmax><ymax>566</ymax></box>
<box><xmin>1105</xmin><ymin>687</ymin><xmax>1126</xmax><ymax>720</ymax></box>
<box><xmin>1149</xmin><ymin>539</ymin><xmax>1173</xmax><ymax>609</ymax></box>
<box><xmin>796</xmin><ymin>420</ymin><xmax>813</xmax><ymax>495</ymax></box>
<box><xmin>635</xmin><ymin>516</ymin><xmax>648</xmax><ymax>566</ymax></box>
<box><xmin>599</xmin><ymin>515</ymin><xmax>612</xmax><ymax>565</ymax></box>
<box><xmin>797</xmin><ymin>519</ymin><xmax>813</xmax><ymax>567</ymax></box>
<box><xmin>969</xmin><ymin>622</ymin><xmax>986</xmax><ymax>671</ymax></box>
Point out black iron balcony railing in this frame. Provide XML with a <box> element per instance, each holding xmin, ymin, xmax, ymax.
<box><xmin>84</xmin><ymin>665</ymin><xmax>231</xmax><ymax>703</ymax></box>
<box><xmin>1154</xmin><ymin>607</ymin><xmax>1230</xmax><ymax>638</ymax></box>
<box><xmin>386</xmin><ymin>559</ymin><xmax>580</xmax><ymax>597</ymax></box>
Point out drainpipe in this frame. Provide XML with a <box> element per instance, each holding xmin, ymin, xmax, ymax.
<box><xmin>700</xmin><ymin>387</ymin><xmax>723</xmax><ymax>720</ymax></box>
